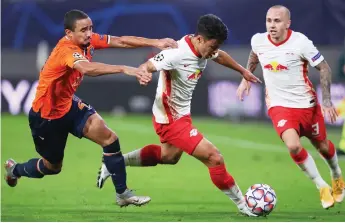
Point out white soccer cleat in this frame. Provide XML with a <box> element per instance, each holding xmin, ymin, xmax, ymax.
<box><xmin>4</xmin><ymin>158</ymin><xmax>19</xmax><ymax>187</ymax></box>
<box><xmin>319</xmin><ymin>186</ymin><xmax>335</xmax><ymax>209</ymax></box>
<box><xmin>96</xmin><ymin>161</ymin><xmax>110</xmax><ymax>189</ymax></box>
<box><xmin>332</xmin><ymin>177</ymin><xmax>345</xmax><ymax>203</ymax></box>
<box><xmin>237</xmin><ymin>201</ymin><xmax>258</xmax><ymax>217</ymax></box>
<box><xmin>116</xmin><ymin>189</ymin><xmax>151</xmax><ymax>207</ymax></box>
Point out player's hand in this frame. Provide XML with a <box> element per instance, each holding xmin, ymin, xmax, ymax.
<box><xmin>236</xmin><ymin>79</ymin><xmax>251</xmax><ymax>101</ymax></box>
<box><xmin>136</xmin><ymin>69</ymin><xmax>152</xmax><ymax>86</ymax></box>
<box><xmin>322</xmin><ymin>103</ymin><xmax>338</xmax><ymax>124</ymax></box>
<box><xmin>123</xmin><ymin>66</ymin><xmax>152</xmax><ymax>85</ymax></box>
<box><xmin>241</xmin><ymin>70</ymin><xmax>262</xmax><ymax>83</ymax></box>
<box><xmin>156</xmin><ymin>38</ymin><xmax>178</xmax><ymax>50</ymax></box>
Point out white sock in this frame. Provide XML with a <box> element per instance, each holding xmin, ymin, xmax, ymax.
<box><xmin>297</xmin><ymin>154</ymin><xmax>329</xmax><ymax>189</ymax></box>
<box><xmin>123</xmin><ymin>149</ymin><xmax>142</xmax><ymax>166</ymax></box>
<box><xmin>222</xmin><ymin>184</ymin><xmax>245</xmax><ymax>206</ymax></box>
<box><xmin>322</xmin><ymin>152</ymin><xmax>342</xmax><ymax>179</ymax></box>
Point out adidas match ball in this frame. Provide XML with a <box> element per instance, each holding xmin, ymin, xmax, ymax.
<box><xmin>244</xmin><ymin>184</ymin><xmax>277</xmax><ymax>216</ymax></box>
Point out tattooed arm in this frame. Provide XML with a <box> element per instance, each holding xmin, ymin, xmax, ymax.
<box><xmin>246</xmin><ymin>50</ymin><xmax>260</xmax><ymax>73</ymax></box>
<box><xmin>315</xmin><ymin>60</ymin><xmax>338</xmax><ymax>123</ymax></box>
<box><xmin>236</xmin><ymin>50</ymin><xmax>260</xmax><ymax>100</ymax></box>
<box><xmin>315</xmin><ymin>60</ymin><xmax>332</xmax><ymax>107</ymax></box>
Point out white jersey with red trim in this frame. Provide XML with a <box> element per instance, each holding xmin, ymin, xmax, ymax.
<box><xmin>149</xmin><ymin>35</ymin><xmax>213</xmax><ymax>124</ymax></box>
<box><xmin>251</xmin><ymin>30</ymin><xmax>324</xmax><ymax>109</ymax></box>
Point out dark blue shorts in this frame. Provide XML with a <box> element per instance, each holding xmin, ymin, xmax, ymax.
<box><xmin>29</xmin><ymin>95</ymin><xmax>96</xmax><ymax>164</ymax></box>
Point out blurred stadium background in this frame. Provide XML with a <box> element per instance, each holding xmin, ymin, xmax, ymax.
<box><xmin>1</xmin><ymin>0</ymin><xmax>345</xmax><ymax>221</ymax></box>
<box><xmin>1</xmin><ymin>0</ymin><xmax>345</xmax><ymax>125</ymax></box>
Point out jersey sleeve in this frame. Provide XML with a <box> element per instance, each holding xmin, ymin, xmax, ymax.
<box><xmin>149</xmin><ymin>49</ymin><xmax>181</xmax><ymax>71</ymax></box>
<box><xmin>250</xmin><ymin>34</ymin><xmax>259</xmax><ymax>54</ymax></box>
<box><xmin>301</xmin><ymin>36</ymin><xmax>324</xmax><ymax>67</ymax></box>
<box><xmin>91</xmin><ymin>33</ymin><xmax>110</xmax><ymax>49</ymax></box>
<box><xmin>61</xmin><ymin>47</ymin><xmax>88</xmax><ymax>68</ymax></box>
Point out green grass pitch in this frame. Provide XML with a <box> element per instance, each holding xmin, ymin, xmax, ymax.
<box><xmin>1</xmin><ymin>114</ymin><xmax>344</xmax><ymax>221</ymax></box>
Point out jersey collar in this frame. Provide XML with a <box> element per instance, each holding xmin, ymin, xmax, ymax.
<box><xmin>184</xmin><ymin>35</ymin><xmax>202</xmax><ymax>58</ymax></box>
<box><xmin>268</xmin><ymin>29</ymin><xmax>292</xmax><ymax>47</ymax></box>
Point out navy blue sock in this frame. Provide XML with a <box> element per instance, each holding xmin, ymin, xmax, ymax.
<box><xmin>13</xmin><ymin>158</ymin><xmax>44</xmax><ymax>178</ymax></box>
<box><xmin>13</xmin><ymin>158</ymin><xmax>61</xmax><ymax>178</ymax></box>
<box><xmin>103</xmin><ymin>139</ymin><xmax>127</xmax><ymax>194</ymax></box>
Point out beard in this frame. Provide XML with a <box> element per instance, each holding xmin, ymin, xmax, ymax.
<box><xmin>81</xmin><ymin>42</ymin><xmax>91</xmax><ymax>48</ymax></box>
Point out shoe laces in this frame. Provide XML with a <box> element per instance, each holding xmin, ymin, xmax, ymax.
<box><xmin>333</xmin><ymin>179</ymin><xmax>345</xmax><ymax>193</ymax></box>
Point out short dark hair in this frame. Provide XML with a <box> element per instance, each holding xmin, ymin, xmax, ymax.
<box><xmin>196</xmin><ymin>14</ymin><xmax>228</xmax><ymax>43</ymax></box>
<box><xmin>64</xmin><ymin>9</ymin><xmax>89</xmax><ymax>31</ymax></box>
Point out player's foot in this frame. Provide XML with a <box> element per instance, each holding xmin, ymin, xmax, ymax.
<box><xmin>332</xmin><ymin>177</ymin><xmax>345</xmax><ymax>203</ymax></box>
<box><xmin>116</xmin><ymin>189</ymin><xmax>151</xmax><ymax>207</ymax></box>
<box><xmin>4</xmin><ymin>158</ymin><xmax>19</xmax><ymax>187</ymax></box>
<box><xmin>237</xmin><ymin>201</ymin><xmax>258</xmax><ymax>217</ymax></box>
<box><xmin>96</xmin><ymin>161</ymin><xmax>110</xmax><ymax>189</ymax></box>
<box><xmin>319</xmin><ymin>186</ymin><xmax>335</xmax><ymax>209</ymax></box>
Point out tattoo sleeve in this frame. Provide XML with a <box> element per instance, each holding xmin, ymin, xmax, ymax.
<box><xmin>315</xmin><ymin>60</ymin><xmax>332</xmax><ymax>107</ymax></box>
<box><xmin>246</xmin><ymin>50</ymin><xmax>259</xmax><ymax>73</ymax></box>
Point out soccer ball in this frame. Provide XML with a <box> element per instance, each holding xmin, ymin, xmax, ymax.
<box><xmin>244</xmin><ymin>184</ymin><xmax>277</xmax><ymax>216</ymax></box>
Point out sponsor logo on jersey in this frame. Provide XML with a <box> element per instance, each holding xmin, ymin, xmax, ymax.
<box><xmin>188</xmin><ymin>69</ymin><xmax>203</xmax><ymax>80</ymax></box>
<box><xmin>263</xmin><ymin>61</ymin><xmax>288</xmax><ymax>72</ymax></box>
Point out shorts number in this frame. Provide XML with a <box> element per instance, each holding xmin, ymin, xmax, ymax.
<box><xmin>312</xmin><ymin>122</ymin><xmax>319</xmax><ymax>136</ymax></box>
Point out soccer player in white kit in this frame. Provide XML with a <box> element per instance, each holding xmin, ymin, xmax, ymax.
<box><xmin>97</xmin><ymin>14</ymin><xmax>261</xmax><ymax>216</ymax></box>
<box><xmin>236</xmin><ymin>5</ymin><xmax>344</xmax><ymax>209</ymax></box>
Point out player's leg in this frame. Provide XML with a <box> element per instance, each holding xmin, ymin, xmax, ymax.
<box><xmin>97</xmin><ymin>143</ymin><xmax>183</xmax><ymax>188</ymax></box>
<box><xmin>157</xmin><ymin>116</ymin><xmax>255</xmax><ymax>216</ymax></box>
<box><xmin>70</xmin><ymin>96</ymin><xmax>150</xmax><ymax>206</ymax></box>
<box><xmin>269</xmin><ymin>106</ymin><xmax>333</xmax><ymax>209</ymax></box>
<box><xmin>123</xmin><ymin>143</ymin><xmax>183</xmax><ymax>166</ymax></box>
<box><xmin>337</xmin><ymin>122</ymin><xmax>345</xmax><ymax>156</ymax></box>
<box><xmin>281</xmin><ymin>129</ymin><xmax>329</xmax><ymax>189</ymax></box>
<box><xmin>282</xmin><ymin>129</ymin><xmax>334</xmax><ymax>208</ymax></box>
<box><xmin>4</xmin><ymin>109</ymin><xmax>68</xmax><ymax>187</ymax></box>
<box><xmin>310</xmin><ymin>138</ymin><xmax>344</xmax><ymax>203</ymax></box>
<box><xmin>96</xmin><ymin>115</ymin><xmax>185</xmax><ymax>188</ymax></box>
<box><xmin>189</xmin><ymin>138</ymin><xmax>255</xmax><ymax>216</ymax></box>
<box><xmin>305</xmin><ymin>105</ymin><xmax>344</xmax><ymax>203</ymax></box>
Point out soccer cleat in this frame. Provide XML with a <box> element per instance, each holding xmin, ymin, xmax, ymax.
<box><xmin>116</xmin><ymin>189</ymin><xmax>151</xmax><ymax>207</ymax></box>
<box><xmin>96</xmin><ymin>161</ymin><xmax>110</xmax><ymax>189</ymax></box>
<box><xmin>319</xmin><ymin>186</ymin><xmax>335</xmax><ymax>209</ymax></box>
<box><xmin>332</xmin><ymin>177</ymin><xmax>345</xmax><ymax>203</ymax></box>
<box><xmin>237</xmin><ymin>201</ymin><xmax>258</xmax><ymax>217</ymax></box>
<box><xmin>4</xmin><ymin>158</ymin><xmax>19</xmax><ymax>187</ymax></box>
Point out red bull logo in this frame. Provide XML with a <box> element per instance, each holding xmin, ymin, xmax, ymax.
<box><xmin>188</xmin><ymin>69</ymin><xmax>203</xmax><ymax>80</ymax></box>
<box><xmin>263</xmin><ymin>61</ymin><xmax>288</xmax><ymax>72</ymax></box>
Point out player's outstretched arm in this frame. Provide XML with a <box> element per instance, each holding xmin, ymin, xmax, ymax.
<box><xmin>315</xmin><ymin>60</ymin><xmax>338</xmax><ymax>123</ymax></box>
<box><xmin>109</xmin><ymin>36</ymin><xmax>177</xmax><ymax>50</ymax></box>
<box><xmin>139</xmin><ymin>61</ymin><xmax>158</xmax><ymax>73</ymax></box>
<box><xmin>74</xmin><ymin>61</ymin><xmax>151</xmax><ymax>85</ymax></box>
<box><xmin>236</xmin><ymin>50</ymin><xmax>260</xmax><ymax>101</ymax></box>
<box><xmin>214</xmin><ymin>50</ymin><xmax>261</xmax><ymax>83</ymax></box>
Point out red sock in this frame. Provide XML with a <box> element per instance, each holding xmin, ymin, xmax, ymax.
<box><xmin>320</xmin><ymin>140</ymin><xmax>336</xmax><ymax>160</ymax></box>
<box><xmin>290</xmin><ymin>148</ymin><xmax>308</xmax><ymax>164</ymax></box>
<box><xmin>208</xmin><ymin>164</ymin><xmax>235</xmax><ymax>190</ymax></box>
<box><xmin>140</xmin><ymin>144</ymin><xmax>162</xmax><ymax>166</ymax></box>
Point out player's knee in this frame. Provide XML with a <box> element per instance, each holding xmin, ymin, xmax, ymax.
<box><xmin>161</xmin><ymin>153</ymin><xmax>181</xmax><ymax>165</ymax></box>
<box><xmin>208</xmin><ymin>150</ymin><xmax>224</xmax><ymax>166</ymax></box>
<box><xmin>47</xmin><ymin>164</ymin><xmax>62</xmax><ymax>174</ymax></box>
<box><xmin>103</xmin><ymin>131</ymin><xmax>118</xmax><ymax>147</ymax></box>
<box><xmin>96</xmin><ymin>121</ymin><xmax>118</xmax><ymax>147</ymax></box>
<box><xmin>314</xmin><ymin>139</ymin><xmax>328</xmax><ymax>154</ymax></box>
<box><xmin>285</xmin><ymin>141</ymin><xmax>302</xmax><ymax>154</ymax></box>
<box><xmin>42</xmin><ymin>159</ymin><xmax>62</xmax><ymax>175</ymax></box>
